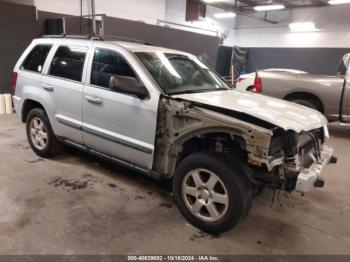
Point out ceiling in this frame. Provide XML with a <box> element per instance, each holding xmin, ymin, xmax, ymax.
<box><xmin>205</xmin><ymin>0</ymin><xmax>330</xmax><ymax>13</ymax></box>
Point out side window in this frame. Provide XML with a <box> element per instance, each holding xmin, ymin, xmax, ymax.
<box><xmin>49</xmin><ymin>46</ymin><xmax>87</xmax><ymax>82</ymax></box>
<box><xmin>338</xmin><ymin>61</ymin><xmax>347</xmax><ymax>76</ymax></box>
<box><xmin>22</xmin><ymin>45</ymin><xmax>52</xmax><ymax>73</ymax></box>
<box><xmin>91</xmin><ymin>48</ymin><xmax>136</xmax><ymax>89</ymax></box>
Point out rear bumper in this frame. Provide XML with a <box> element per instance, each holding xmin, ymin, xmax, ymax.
<box><xmin>295</xmin><ymin>145</ymin><xmax>335</xmax><ymax>193</ymax></box>
<box><xmin>12</xmin><ymin>95</ymin><xmax>21</xmax><ymax>116</ymax></box>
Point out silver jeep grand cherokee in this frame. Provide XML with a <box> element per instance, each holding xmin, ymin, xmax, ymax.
<box><xmin>13</xmin><ymin>36</ymin><xmax>336</xmax><ymax>233</ymax></box>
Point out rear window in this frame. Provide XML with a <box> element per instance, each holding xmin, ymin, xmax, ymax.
<box><xmin>49</xmin><ymin>46</ymin><xmax>87</xmax><ymax>82</ymax></box>
<box><xmin>22</xmin><ymin>45</ymin><xmax>52</xmax><ymax>73</ymax></box>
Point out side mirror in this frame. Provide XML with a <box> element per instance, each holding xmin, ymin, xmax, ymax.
<box><xmin>109</xmin><ymin>76</ymin><xmax>149</xmax><ymax>99</ymax></box>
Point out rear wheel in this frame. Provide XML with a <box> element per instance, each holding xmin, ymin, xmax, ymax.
<box><xmin>26</xmin><ymin>108</ymin><xmax>62</xmax><ymax>158</ymax></box>
<box><xmin>287</xmin><ymin>98</ymin><xmax>322</xmax><ymax>112</ymax></box>
<box><xmin>173</xmin><ymin>152</ymin><xmax>252</xmax><ymax>234</ymax></box>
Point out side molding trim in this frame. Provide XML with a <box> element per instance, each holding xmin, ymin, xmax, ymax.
<box><xmin>60</xmin><ymin>138</ymin><xmax>160</xmax><ymax>179</ymax></box>
<box><xmin>56</xmin><ymin>115</ymin><xmax>153</xmax><ymax>155</ymax></box>
<box><xmin>82</xmin><ymin>126</ymin><xmax>153</xmax><ymax>155</ymax></box>
<box><xmin>56</xmin><ymin>115</ymin><xmax>82</xmax><ymax>130</ymax></box>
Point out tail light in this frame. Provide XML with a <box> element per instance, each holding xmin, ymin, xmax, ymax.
<box><xmin>12</xmin><ymin>72</ymin><xmax>18</xmax><ymax>91</ymax></box>
<box><xmin>253</xmin><ymin>75</ymin><xmax>262</xmax><ymax>93</ymax></box>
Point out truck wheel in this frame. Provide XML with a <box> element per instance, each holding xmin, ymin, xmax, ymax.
<box><xmin>288</xmin><ymin>98</ymin><xmax>321</xmax><ymax>112</ymax></box>
<box><xmin>26</xmin><ymin>108</ymin><xmax>62</xmax><ymax>158</ymax></box>
<box><xmin>173</xmin><ymin>152</ymin><xmax>252</xmax><ymax>234</ymax></box>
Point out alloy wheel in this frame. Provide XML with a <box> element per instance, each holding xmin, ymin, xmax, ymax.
<box><xmin>182</xmin><ymin>168</ymin><xmax>229</xmax><ymax>222</ymax></box>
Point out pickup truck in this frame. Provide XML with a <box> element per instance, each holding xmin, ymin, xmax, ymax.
<box><xmin>238</xmin><ymin>54</ymin><xmax>350</xmax><ymax>123</ymax></box>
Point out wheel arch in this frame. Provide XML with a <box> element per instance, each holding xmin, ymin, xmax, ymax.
<box><xmin>284</xmin><ymin>92</ymin><xmax>324</xmax><ymax>113</ymax></box>
<box><xmin>154</xmin><ymin>127</ymin><xmax>253</xmax><ymax>180</ymax></box>
<box><xmin>177</xmin><ymin>132</ymin><xmax>253</xmax><ymax>188</ymax></box>
<box><xmin>21</xmin><ymin>99</ymin><xmax>46</xmax><ymax>122</ymax></box>
<box><xmin>176</xmin><ymin>129</ymin><xmax>245</xmax><ymax>162</ymax></box>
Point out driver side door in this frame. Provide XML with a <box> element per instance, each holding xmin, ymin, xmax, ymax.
<box><xmin>82</xmin><ymin>47</ymin><xmax>159</xmax><ymax>169</ymax></box>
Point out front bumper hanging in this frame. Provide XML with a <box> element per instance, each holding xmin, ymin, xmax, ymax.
<box><xmin>295</xmin><ymin>145</ymin><xmax>337</xmax><ymax>193</ymax></box>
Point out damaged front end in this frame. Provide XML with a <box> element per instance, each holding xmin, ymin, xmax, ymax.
<box><xmin>250</xmin><ymin>128</ymin><xmax>336</xmax><ymax>193</ymax></box>
<box><xmin>153</xmin><ymin>97</ymin><xmax>336</xmax><ymax>194</ymax></box>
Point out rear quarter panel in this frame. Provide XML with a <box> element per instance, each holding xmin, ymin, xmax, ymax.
<box><xmin>260</xmin><ymin>72</ymin><xmax>344</xmax><ymax>120</ymax></box>
<box><xmin>13</xmin><ymin>39</ymin><xmax>57</xmax><ymax>121</ymax></box>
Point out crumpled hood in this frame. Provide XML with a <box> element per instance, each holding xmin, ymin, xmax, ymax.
<box><xmin>173</xmin><ymin>90</ymin><xmax>327</xmax><ymax>133</ymax></box>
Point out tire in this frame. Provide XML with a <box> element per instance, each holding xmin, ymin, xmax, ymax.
<box><xmin>173</xmin><ymin>152</ymin><xmax>252</xmax><ymax>234</ymax></box>
<box><xmin>288</xmin><ymin>98</ymin><xmax>321</xmax><ymax>112</ymax></box>
<box><xmin>246</xmin><ymin>85</ymin><xmax>254</xmax><ymax>92</ymax></box>
<box><xmin>26</xmin><ymin>108</ymin><xmax>62</xmax><ymax>158</ymax></box>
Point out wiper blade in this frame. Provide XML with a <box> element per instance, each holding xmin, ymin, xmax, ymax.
<box><xmin>168</xmin><ymin>89</ymin><xmax>199</xmax><ymax>95</ymax></box>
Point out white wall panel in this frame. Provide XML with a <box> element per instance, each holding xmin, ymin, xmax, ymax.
<box><xmin>233</xmin><ymin>5</ymin><xmax>350</xmax><ymax>48</ymax></box>
<box><xmin>34</xmin><ymin>0</ymin><xmax>166</xmax><ymax>24</ymax></box>
<box><xmin>164</xmin><ymin>0</ymin><xmax>235</xmax><ymax>44</ymax></box>
<box><xmin>9</xmin><ymin>0</ymin><xmax>350</xmax><ymax>48</ymax></box>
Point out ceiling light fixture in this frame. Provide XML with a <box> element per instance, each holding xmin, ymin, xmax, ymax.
<box><xmin>328</xmin><ymin>0</ymin><xmax>350</xmax><ymax>5</ymax></box>
<box><xmin>289</xmin><ymin>22</ymin><xmax>316</xmax><ymax>32</ymax></box>
<box><xmin>254</xmin><ymin>4</ymin><xmax>285</xmax><ymax>11</ymax></box>
<box><xmin>213</xmin><ymin>12</ymin><xmax>236</xmax><ymax>18</ymax></box>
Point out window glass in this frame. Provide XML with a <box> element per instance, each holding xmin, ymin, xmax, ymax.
<box><xmin>22</xmin><ymin>45</ymin><xmax>52</xmax><ymax>73</ymax></box>
<box><xmin>91</xmin><ymin>48</ymin><xmax>136</xmax><ymax>89</ymax></box>
<box><xmin>337</xmin><ymin>61</ymin><xmax>347</xmax><ymax>76</ymax></box>
<box><xmin>136</xmin><ymin>52</ymin><xmax>229</xmax><ymax>95</ymax></box>
<box><xmin>49</xmin><ymin>46</ymin><xmax>87</xmax><ymax>82</ymax></box>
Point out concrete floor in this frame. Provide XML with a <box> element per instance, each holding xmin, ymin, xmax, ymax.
<box><xmin>0</xmin><ymin>114</ymin><xmax>349</xmax><ymax>255</ymax></box>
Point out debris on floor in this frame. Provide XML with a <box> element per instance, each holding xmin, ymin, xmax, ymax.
<box><xmin>25</xmin><ymin>158</ymin><xmax>45</xmax><ymax>164</ymax></box>
<box><xmin>48</xmin><ymin>174</ymin><xmax>98</xmax><ymax>191</ymax></box>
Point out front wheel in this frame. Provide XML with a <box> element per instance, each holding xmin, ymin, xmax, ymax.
<box><xmin>173</xmin><ymin>153</ymin><xmax>252</xmax><ymax>234</ymax></box>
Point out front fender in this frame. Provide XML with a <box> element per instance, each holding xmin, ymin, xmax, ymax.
<box><xmin>153</xmin><ymin>98</ymin><xmax>273</xmax><ymax>177</ymax></box>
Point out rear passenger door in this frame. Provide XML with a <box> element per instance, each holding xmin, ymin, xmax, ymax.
<box><xmin>41</xmin><ymin>44</ymin><xmax>89</xmax><ymax>144</ymax></box>
<box><xmin>82</xmin><ymin>47</ymin><xmax>159</xmax><ymax>169</ymax></box>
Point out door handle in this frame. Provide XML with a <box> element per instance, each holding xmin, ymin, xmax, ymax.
<box><xmin>42</xmin><ymin>84</ymin><xmax>54</xmax><ymax>92</ymax></box>
<box><xmin>86</xmin><ymin>95</ymin><xmax>103</xmax><ymax>105</ymax></box>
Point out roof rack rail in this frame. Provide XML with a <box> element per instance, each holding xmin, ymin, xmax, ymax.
<box><xmin>41</xmin><ymin>34</ymin><xmax>154</xmax><ymax>45</ymax></box>
<box><xmin>98</xmin><ymin>35</ymin><xmax>154</xmax><ymax>46</ymax></box>
<box><xmin>41</xmin><ymin>34</ymin><xmax>100</xmax><ymax>40</ymax></box>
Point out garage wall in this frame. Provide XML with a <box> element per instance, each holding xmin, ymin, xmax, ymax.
<box><xmin>0</xmin><ymin>1</ymin><xmax>37</xmax><ymax>94</ymax></box>
<box><xmin>104</xmin><ymin>16</ymin><xmax>221</xmax><ymax>67</ymax></box>
<box><xmin>220</xmin><ymin>5</ymin><xmax>350</xmax><ymax>76</ymax></box>
<box><xmin>234</xmin><ymin>5</ymin><xmax>350</xmax><ymax>48</ymax></box>
<box><xmin>164</xmin><ymin>0</ymin><xmax>235</xmax><ymax>45</ymax></box>
<box><xmin>246</xmin><ymin>48</ymin><xmax>350</xmax><ymax>75</ymax></box>
<box><xmin>0</xmin><ymin>1</ymin><xmax>221</xmax><ymax>94</ymax></box>
<box><xmin>34</xmin><ymin>0</ymin><xmax>166</xmax><ymax>25</ymax></box>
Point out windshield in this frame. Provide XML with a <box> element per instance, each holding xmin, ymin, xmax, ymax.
<box><xmin>135</xmin><ymin>52</ymin><xmax>230</xmax><ymax>95</ymax></box>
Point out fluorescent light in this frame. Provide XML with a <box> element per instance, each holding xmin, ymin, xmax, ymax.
<box><xmin>289</xmin><ymin>22</ymin><xmax>316</xmax><ymax>32</ymax></box>
<box><xmin>328</xmin><ymin>0</ymin><xmax>350</xmax><ymax>4</ymax></box>
<box><xmin>214</xmin><ymin>12</ymin><xmax>236</xmax><ymax>18</ymax></box>
<box><xmin>254</xmin><ymin>4</ymin><xmax>285</xmax><ymax>11</ymax></box>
